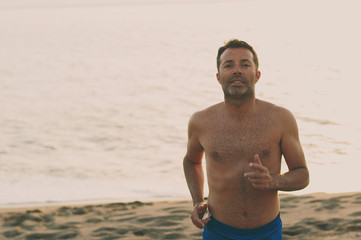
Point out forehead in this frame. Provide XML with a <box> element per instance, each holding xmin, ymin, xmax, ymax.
<box><xmin>220</xmin><ymin>48</ymin><xmax>254</xmax><ymax>63</ymax></box>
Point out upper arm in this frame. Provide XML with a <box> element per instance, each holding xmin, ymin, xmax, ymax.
<box><xmin>279</xmin><ymin>108</ymin><xmax>307</xmax><ymax>171</ymax></box>
<box><xmin>184</xmin><ymin>113</ymin><xmax>205</xmax><ymax>164</ymax></box>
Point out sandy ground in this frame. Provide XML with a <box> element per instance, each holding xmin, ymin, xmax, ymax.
<box><xmin>0</xmin><ymin>192</ymin><xmax>361</xmax><ymax>239</ymax></box>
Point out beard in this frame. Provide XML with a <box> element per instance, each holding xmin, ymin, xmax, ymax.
<box><xmin>221</xmin><ymin>75</ymin><xmax>256</xmax><ymax>101</ymax></box>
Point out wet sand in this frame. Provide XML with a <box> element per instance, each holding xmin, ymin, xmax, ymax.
<box><xmin>1</xmin><ymin>192</ymin><xmax>361</xmax><ymax>239</ymax></box>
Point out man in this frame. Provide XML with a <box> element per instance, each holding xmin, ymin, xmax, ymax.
<box><xmin>183</xmin><ymin>39</ymin><xmax>309</xmax><ymax>239</ymax></box>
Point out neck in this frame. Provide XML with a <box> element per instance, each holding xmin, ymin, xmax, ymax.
<box><xmin>223</xmin><ymin>95</ymin><xmax>256</xmax><ymax>118</ymax></box>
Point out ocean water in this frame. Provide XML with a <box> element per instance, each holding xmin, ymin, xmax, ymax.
<box><xmin>0</xmin><ymin>0</ymin><xmax>360</xmax><ymax>205</ymax></box>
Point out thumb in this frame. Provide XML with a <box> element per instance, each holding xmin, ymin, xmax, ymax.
<box><xmin>254</xmin><ymin>154</ymin><xmax>262</xmax><ymax>165</ymax></box>
<box><xmin>196</xmin><ymin>203</ymin><xmax>207</xmax><ymax>211</ymax></box>
<box><xmin>199</xmin><ymin>203</ymin><xmax>208</xmax><ymax>212</ymax></box>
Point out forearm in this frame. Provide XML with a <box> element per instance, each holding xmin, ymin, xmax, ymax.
<box><xmin>183</xmin><ymin>156</ymin><xmax>205</xmax><ymax>205</ymax></box>
<box><xmin>273</xmin><ymin>167</ymin><xmax>309</xmax><ymax>191</ymax></box>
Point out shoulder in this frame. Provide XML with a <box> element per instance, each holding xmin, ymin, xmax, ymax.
<box><xmin>257</xmin><ymin>99</ymin><xmax>295</xmax><ymax>121</ymax></box>
<box><xmin>189</xmin><ymin>103</ymin><xmax>222</xmax><ymax>125</ymax></box>
<box><xmin>256</xmin><ymin>99</ymin><xmax>298</xmax><ymax>132</ymax></box>
<box><xmin>187</xmin><ymin>103</ymin><xmax>222</xmax><ymax>137</ymax></box>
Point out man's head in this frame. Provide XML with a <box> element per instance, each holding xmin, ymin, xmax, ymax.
<box><xmin>216</xmin><ymin>39</ymin><xmax>261</xmax><ymax>101</ymax></box>
<box><xmin>217</xmin><ymin>39</ymin><xmax>259</xmax><ymax>72</ymax></box>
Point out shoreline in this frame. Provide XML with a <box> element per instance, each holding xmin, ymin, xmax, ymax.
<box><xmin>0</xmin><ymin>192</ymin><xmax>360</xmax><ymax>239</ymax></box>
<box><xmin>0</xmin><ymin>196</ymin><xmax>192</xmax><ymax>211</ymax></box>
<box><xmin>0</xmin><ymin>190</ymin><xmax>358</xmax><ymax>210</ymax></box>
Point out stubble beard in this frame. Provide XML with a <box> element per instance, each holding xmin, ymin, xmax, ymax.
<box><xmin>222</xmin><ymin>80</ymin><xmax>255</xmax><ymax>102</ymax></box>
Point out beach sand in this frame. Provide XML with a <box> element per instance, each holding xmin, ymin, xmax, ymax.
<box><xmin>0</xmin><ymin>192</ymin><xmax>360</xmax><ymax>240</ymax></box>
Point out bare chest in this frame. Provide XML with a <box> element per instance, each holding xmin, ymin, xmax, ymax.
<box><xmin>201</xmin><ymin>118</ymin><xmax>281</xmax><ymax>167</ymax></box>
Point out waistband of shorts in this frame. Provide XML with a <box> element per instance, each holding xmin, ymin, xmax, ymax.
<box><xmin>207</xmin><ymin>213</ymin><xmax>282</xmax><ymax>236</ymax></box>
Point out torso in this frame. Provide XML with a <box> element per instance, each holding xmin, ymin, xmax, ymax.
<box><xmin>198</xmin><ymin>99</ymin><xmax>283</xmax><ymax>229</ymax></box>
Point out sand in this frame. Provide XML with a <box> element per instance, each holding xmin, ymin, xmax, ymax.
<box><xmin>0</xmin><ymin>192</ymin><xmax>360</xmax><ymax>240</ymax></box>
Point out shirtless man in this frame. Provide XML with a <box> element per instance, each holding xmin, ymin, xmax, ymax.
<box><xmin>183</xmin><ymin>39</ymin><xmax>309</xmax><ymax>239</ymax></box>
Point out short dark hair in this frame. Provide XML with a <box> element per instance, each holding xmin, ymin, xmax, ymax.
<box><xmin>217</xmin><ymin>39</ymin><xmax>259</xmax><ymax>71</ymax></box>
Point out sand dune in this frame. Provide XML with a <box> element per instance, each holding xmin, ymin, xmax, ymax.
<box><xmin>0</xmin><ymin>192</ymin><xmax>360</xmax><ymax>239</ymax></box>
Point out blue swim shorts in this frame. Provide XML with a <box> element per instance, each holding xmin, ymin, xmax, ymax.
<box><xmin>203</xmin><ymin>214</ymin><xmax>282</xmax><ymax>240</ymax></box>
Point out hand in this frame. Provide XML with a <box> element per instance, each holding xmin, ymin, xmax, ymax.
<box><xmin>244</xmin><ymin>154</ymin><xmax>276</xmax><ymax>190</ymax></box>
<box><xmin>190</xmin><ymin>201</ymin><xmax>211</xmax><ymax>229</ymax></box>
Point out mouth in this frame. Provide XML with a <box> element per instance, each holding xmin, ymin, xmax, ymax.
<box><xmin>230</xmin><ymin>79</ymin><xmax>246</xmax><ymax>86</ymax></box>
<box><xmin>230</xmin><ymin>75</ymin><xmax>246</xmax><ymax>83</ymax></box>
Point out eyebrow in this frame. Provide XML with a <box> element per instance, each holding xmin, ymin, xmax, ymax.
<box><xmin>222</xmin><ymin>59</ymin><xmax>252</xmax><ymax>64</ymax></box>
<box><xmin>223</xmin><ymin>60</ymin><xmax>233</xmax><ymax>64</ymax></box>
<box><xmin>240</xmin><ymin>59</ymin><xmax>252</xmax><ymax>63</ymax></box>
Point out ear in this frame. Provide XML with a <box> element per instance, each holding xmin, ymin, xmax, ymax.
<box><xmin>255</xmin><ymin>71</ymin><xmax>261</xmax><ymax>83</ymax></box>
<box><xmin>216</xmin><ymin>73</ymin><xmax>220</xmax><ymax>83</ymax></box>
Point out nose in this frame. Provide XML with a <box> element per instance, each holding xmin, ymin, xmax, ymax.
<box><xmin>233</xmin><ymin>65</ymin><xmax>242</xmax><ymax>75</ymax></box>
